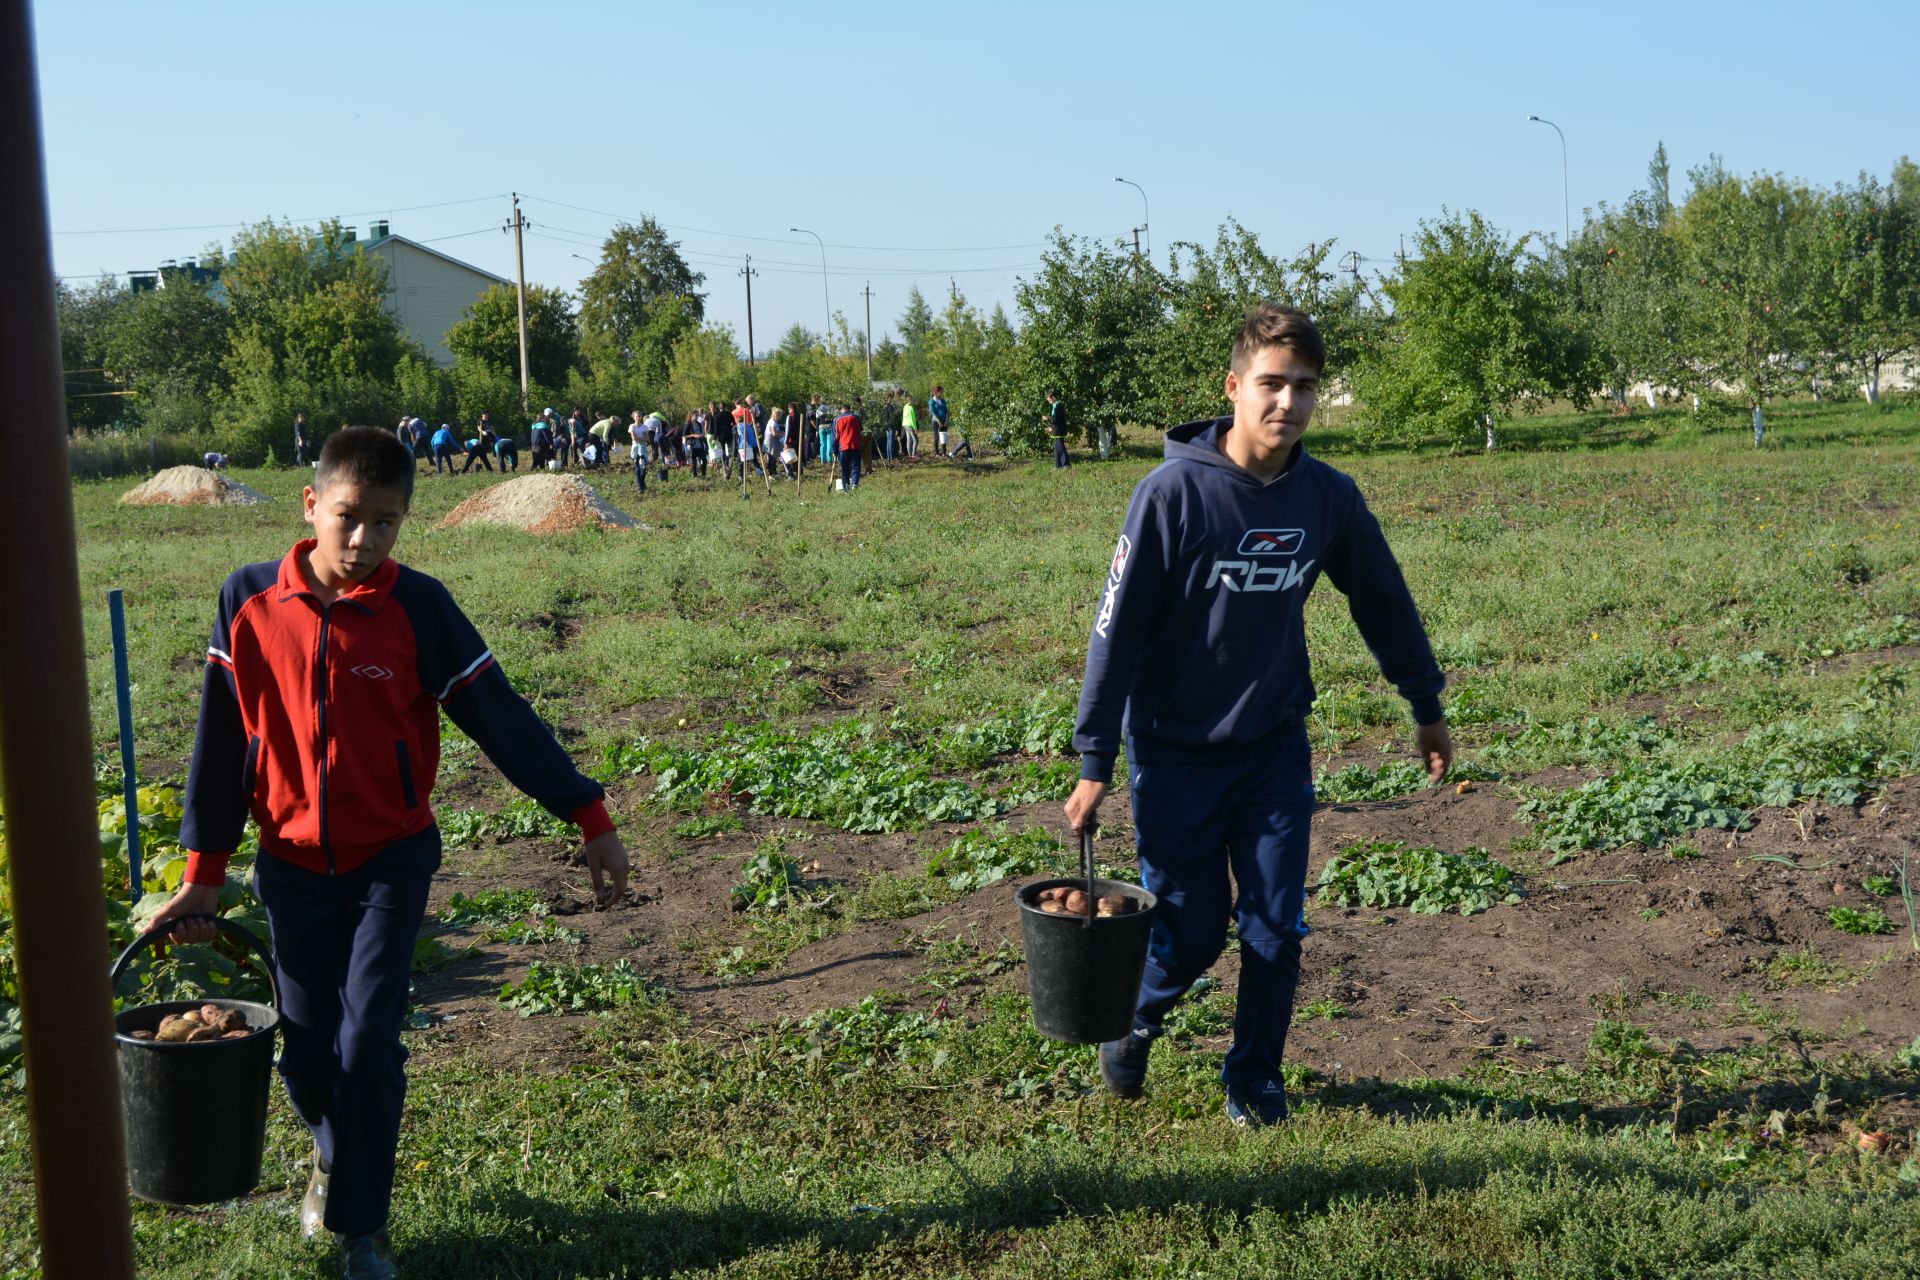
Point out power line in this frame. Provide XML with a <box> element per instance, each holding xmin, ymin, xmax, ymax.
<box><xmin>524</xmin><ymin>229</ymin><xmax>1035</xmax><ymax>278</ymax></box>
<box><xmin>51</xmin><ymin>193</ymin><xmax>510</xmax><ymax>236</ymax></box>
<box><xmin>518</xmin><ymin>192</ymin><xmax>1043</xmax><ymax>253</ymax></box>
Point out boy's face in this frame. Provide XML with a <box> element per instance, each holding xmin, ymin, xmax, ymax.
<box><xmin>302</xmin><ymin>480</ymin><xmax>409</xmax><ymax>589</ymax></box>
<box><xmin>1225</xmin><ymin>344</ymin><xmax>1319</xmax><ymax>456</ymax></box>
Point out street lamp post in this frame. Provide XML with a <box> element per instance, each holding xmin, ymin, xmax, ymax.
<box><xmin>1527</xmin><ymin>115</ymin><xmax>1569</xmax><ymax>247</ymax></box>
<box><xmin>790</xmin><ymin>227</ymin><xmax>831</xmax><ymax>338</ymax></box>
<box><xmin>1114</xmin><ymin>176</ymin><xmax>1149</xmax><ymax>260</ymax></box>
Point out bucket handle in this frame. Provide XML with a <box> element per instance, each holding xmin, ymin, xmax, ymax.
<box><xmin>109</xmin><ymin>915</ymin><xmax>281</xmax><ymax>1014</ymax></box>
<box><xmin>1079</xmin><ymin>828</ymin><xmax>1097</xmax><ymax>930</ymax></box>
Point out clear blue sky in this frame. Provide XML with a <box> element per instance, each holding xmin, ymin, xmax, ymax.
<box><xmin>35</xmin><ymin>0</ymin><xmax>1918</xmax><ymax>354</ymax></box>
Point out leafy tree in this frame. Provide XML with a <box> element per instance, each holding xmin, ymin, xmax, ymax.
<box><xmin>897</xmin><ymin>285</ymin><xmax>935</xmax><ymax>350</ymax></box>
<box><xmin>105</xmin><ymin>275</ymin><xmax>230</xmax><ymax>422</ymax></box>
<box><xmin>1800</xmin><ymin>171</ymin><xmax>1919</xmax><ymax>402</ymax></box>
<box><xmin>666</xmin><ymin>325</ymin><xmax>745</xmax><ymax>414</ymax></box>
<box><xmin>1351</xmin><ymin>209</ymin><xmax>1586</xmax><ymax>450</ymax></box>
<box><xmin>1672</xmin><ymin>164</ymin><xmax>1818</xmax><ymax>433</ymax></box>
<box><xmin>56</xmin><ymin>277</ymin><xmax>128</xmax><ymax>433</ymax></box>
<box><xmin>393</xmin><ymin>353</ymin><xmax>455</xmax><ymax>427</ymax></box>
<box><xmin>445</xmin><ymin>283</ymin><xmax>579</xmax><ymax>390</ymax></box>
<box><xmin>214</xmin><ymin>219</ymin><xmax>410</xmax><ymax>461</ymax></box>
<box><xmin>577</xmin><ymin>218</ymin><xmax>705</xmax><ymax>389</ymax></box>
<box><xmin>1569</xmin><ymin>194</ymin><xmax>1686</xmax><ymax>406</ymax></box>
<box><xmin>1141</xmin><ymin>221</ymin><xmax>1378</xmax><ymax>430</ymax></box>
<box><xmin>1647</xmin><ymin>141</ymin><xmax>1672</xmax><ymax>225</ymax></box>
<box><xmin>1013</xmin><ymin>229</ymin><xmax>1165</xmax><ymax>449</ymax></box>
<box><xmin>923</xmin><ymin>287</ymin><xmax>1024</xmax><ymax>451</ymax></box>
<box><xmin>776</xmin><ymin>323</ymin><xmax>821</xmax><ymax>358</ymax></box>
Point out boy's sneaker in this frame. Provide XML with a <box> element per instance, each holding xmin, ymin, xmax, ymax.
<box><xmin>335</xmin><ymin>1229</ymin><xmax>396</xmax><ymax>1280</ymax></box>
<box><xmin>1224</xmin><ymin>1080</ymin><xmax>1289</xmax><ymax>1128</ymax></box>
<box><xmin>301</xmin><ymin>1147</ymin><xmax>330</xmax><ymax>1241</ymax></box>
<box><xmin>1099</xmin><ymin>1026</ymin><xmax>1157</xmax><ymax>1098</ymax></box>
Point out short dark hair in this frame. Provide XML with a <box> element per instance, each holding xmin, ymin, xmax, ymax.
<box><xmin>315</xmin><ymin>426</ymin><xmax>415</xmax><ymax>504</ymax></box>
<box><xmin>1231</xmin><ymin>303</ymin><xmax>1326</xmax><ymax>375</ymax></box>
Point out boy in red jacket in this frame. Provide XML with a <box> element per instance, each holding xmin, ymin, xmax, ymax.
<box><xmin>153</xmin><ymin>427</ymin><xmax>628</xmax><ymax>1280</ymax></box>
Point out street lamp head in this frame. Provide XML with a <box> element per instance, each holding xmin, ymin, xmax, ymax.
<box><xmin>1528</xmin><ymin>114</ymin><xmax>1540</xmax><ymax>122</ymax></box>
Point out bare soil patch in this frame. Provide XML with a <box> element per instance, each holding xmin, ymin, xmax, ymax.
<box><xmin>438</xmin><ymin>474</ymin><xmax>646</xmax><ymax>535</ymax></box>
<box><xmin>120</xmin><ymin>466</ymin><xmax>271</xmax><ymax>507</ymax></box>
<box><xmin>404</xmin><ymin>743</ymin><xmax>1920</xmax><ymax>1088</ymax></box>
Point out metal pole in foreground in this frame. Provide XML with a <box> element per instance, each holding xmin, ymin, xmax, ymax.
<box><xmin>1527</xmin><ymin>115</ymin><xmax>1569</xmax><ymax>247</ymax></box>
<box><xmin>110</xmin><ymin>589</ymin><xmax>143</xmax><ymax>901</ymax></box>
<box><xmin>0</xmin><ymin>2</ymin><xmax>137</xmax><ymax>1276</ymax></box>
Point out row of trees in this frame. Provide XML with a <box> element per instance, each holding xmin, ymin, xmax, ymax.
<box><xmin>58</xmin><ymin>149</ymin><xmax>1920</xmax><ymax>463</ymax></box>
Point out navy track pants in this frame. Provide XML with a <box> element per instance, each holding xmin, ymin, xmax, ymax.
<box><xmin>253</xmin><ymin>826</ymin><xmax>441</xmax><ymax>1236</ymax></box>
<box><xmin>1127</xmin><ymin>726</ymin><xmax>1313</xmax><ymax>1091</ymax></box>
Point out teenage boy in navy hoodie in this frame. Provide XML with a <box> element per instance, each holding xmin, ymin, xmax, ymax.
<box><xmin>1064</xmin><ymin>304</ymin><xmax>1451</xmax><ymax>1128</ymax></box>
<box><xmin>152</xmin><ymin>427</ymin><xmax>630</xmax><ymax>1280</ymax></box>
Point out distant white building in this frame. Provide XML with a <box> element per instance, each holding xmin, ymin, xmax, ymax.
<box><xmin>352</xmin><ymin>220</ymin><xmax>510</xmax><ymax>366</ymax></box>
<box><xmin>128</xmin><ymin>219</ymin><xmax>510</xmax><ymax>368</ymax></box>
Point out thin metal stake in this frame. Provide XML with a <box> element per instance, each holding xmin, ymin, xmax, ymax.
<box><xmin>109</xmin><ymin>589</ymin><xmax>141</xmax><ymax>900</ymax></box>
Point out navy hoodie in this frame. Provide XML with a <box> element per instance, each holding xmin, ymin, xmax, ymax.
<box><xmin>1073</xmin><ymin>417</ymin><xmax>1444</xmax><ymax>784</ymax></box>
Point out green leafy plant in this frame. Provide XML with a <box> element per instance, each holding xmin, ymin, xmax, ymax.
<box><xmin>441</xmin><ymin>889</ymin><xmax>546</xmax><ymax>928</ymax></box>
<box><xmin>499</xmin><ymin>959</ymin><xmax>663</xmax><ymax>1016</ymax></box>
<box><xmin>926</xmin><ymin>824</ymin><xmax>1067</xmax><ymax>893</ymax></box>
<box><xmin>1294</xmin><ymin>999</ymin><xmax>1351</xmax><ymax>1023</ymax></box>
<box><xmin>1317</xmin><ymin>841</ymin><xmax>1521</xmax><ymax>916</ymax></box>
<box><xmin>731</xmin><ymin>838</ymin><xmax>805</xmax><ymax>911</ymax></box>
<box><xmin>1314</xmin><ymin>760</ymin><xmax>1432</xmax><ymax>804</ymax></box>
<box><xmin>439</xmin><ymin>799</ymin><xmax>573</xmax><ymax>850</ymax></box>
<box><xmin>485</xmin><ymin>919</ymin><xmax>585</xmax><ymax>946</ymax></box>
<box><xmin>605</xmin><ymin>717</ymin><xmax>1001</xmax><ymax>834</ymax></box>
<box><xmin>1517</xmin><ymin>764</ymin><xmax>1752</xmax><ymax>856</ymax></box>
<box><xmin>1863</xmin><ymin>876</ymin><xmax>1897</xmax><ymax>897</ymax></box>
<box><xmin>1827</xmin><ymin>906</ymin><xmax>1894</xmax><ymax>937</ymax></box>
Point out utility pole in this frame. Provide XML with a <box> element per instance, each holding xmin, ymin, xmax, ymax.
<box><xmin>507</xmin><ymin>193</ymin><xmax>531</xmax><ymax>412</ymax></box>
<box><xmin>1340</xmin><ymin>250</ymin><xmax>1362</xmax><ymax>286</ymax></box>
<box><xmin>739</xmin><ymin>255</ymin><xmax>759</xmax><ymax>368</ymax></box>
<box><xmin>862</xmin><ymin>283</ymin><xmax>873</xmax><ymax>381</ymax></box>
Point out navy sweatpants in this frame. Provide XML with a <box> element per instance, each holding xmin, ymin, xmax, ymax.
<box><xmin>253</xmin><ymin>827</ymin><xmax>441</xmax><ymax>1236</ymax></box>
<box><xmin>1127</xmin><ymin>726</ymin><xmax>1313</xmax><ymax>1092</ymax></box>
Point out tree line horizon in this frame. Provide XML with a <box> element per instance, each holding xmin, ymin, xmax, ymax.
<box><xmin>57</xmin><ymin>145</ymin><xmax>1920</xmax><ymax>463</ymax></box>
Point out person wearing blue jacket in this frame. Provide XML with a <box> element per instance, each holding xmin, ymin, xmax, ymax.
<box><xmin>428</xmin><ymin>423</ymin><xmax>457</xmax><ymax>476</ymax></box>
<box><xmin>1063</xmin><ymin>303</ymin><xmax>1452</xmax><ymax>1128</ymax></box>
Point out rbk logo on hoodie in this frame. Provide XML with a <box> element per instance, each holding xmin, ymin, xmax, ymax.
<box><xmin>1211</xmin><ymin>528</ymin><xmax>1313</xmax><ymax>593</ymax></box>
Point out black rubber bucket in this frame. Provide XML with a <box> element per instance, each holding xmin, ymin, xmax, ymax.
<box><xmin>110</xmin><ymin>916</ymin><xmax>281</xmax><ymax>1206</ymax></box>
<box><xmin>1017</xmin><ymin>832</ymin><xmax>1158</xmax><ymax>1044</ymax></box>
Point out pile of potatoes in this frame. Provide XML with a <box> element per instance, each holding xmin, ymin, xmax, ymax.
<box><xmin>1033</xmin><ymin>886</ymin><xmax>1139</xmax><ymax>918</ymax></box>
<box><xmin>127</xmin><ymin>1004</ymin><xmax>253</xmax><ymax>1044</ymax></box>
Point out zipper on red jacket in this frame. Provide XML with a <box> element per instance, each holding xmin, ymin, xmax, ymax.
<box><xmin>316</xmin><ymin>603</ymin><xmax>336</xmax><ymax>874</ymax></box>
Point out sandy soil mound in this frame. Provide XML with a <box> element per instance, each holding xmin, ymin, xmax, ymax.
<box><xmin>119</xmin><ymin>466</ymin><xmax>271</xmax><ymax>507</ymax></box>
<box><xmin>438</xmin><ymin>473</ymin><xmax>642</xmax><ymax>535</ymax></box>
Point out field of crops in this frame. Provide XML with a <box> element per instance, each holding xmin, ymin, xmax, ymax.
<box><xmin>4</xmin><ymin>399</ymin><xmax>1920</xmax><ymax>1279</ymax></box>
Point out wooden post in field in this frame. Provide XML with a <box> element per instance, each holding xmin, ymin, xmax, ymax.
<box><xmin>0</xmin><ymin>1</ymin><xmax>137</xmax><ymax>1274</ymax></box>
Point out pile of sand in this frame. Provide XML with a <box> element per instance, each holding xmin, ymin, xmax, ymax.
<box><xmin>120</xmin><ymin>466</ymin><xmax>271</xmax><ymax>507</ymax></box>
<box><xmin>438</xmin><ymin>474</ymin><xmax>643</xmax><ymax>535</ymax></box>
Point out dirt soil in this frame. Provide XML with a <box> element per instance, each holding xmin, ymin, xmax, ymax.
<box><xmin>438</xmin><ymin>474</ymin><xmax>645</xmax><ymax>535</ymax></box>
<box><xmin>407</xmin><ymin>752</ymin><xmax>1920</xmax><ymax>1088</ymax></box>
<box><xmin>120</xmin><ymin>466</ymin><xmax>271</xmax><ymax>507</ymax></box>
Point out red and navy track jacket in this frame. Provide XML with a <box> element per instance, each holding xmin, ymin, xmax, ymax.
<box><xmin>180</xmin><ymin>540</ymin><xmax>611</xmax><ymax>885</ymax></box>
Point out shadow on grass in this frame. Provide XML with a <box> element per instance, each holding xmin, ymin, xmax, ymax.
<box><xmin>400</xmin><ymin>1137</ymin><xmax>1709</xmax><ymax>1279</ymax></box>
<box><xmin>1307</xmin><ymin>1056</ymin><xmax>1917</xmax><ymax>1134</ymax></box>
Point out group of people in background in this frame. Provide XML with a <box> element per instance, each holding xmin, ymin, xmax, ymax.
<box><xmin>290</xmin><ymin>384</ymin><xmax>1099</xmax><ymax>496</ymax></box>
<box><xmin>361</xmin><ymin>385</ymin><xmax>971</xmax><ymax>498</ymax></box>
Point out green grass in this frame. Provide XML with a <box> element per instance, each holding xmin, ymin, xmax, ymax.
<box><xmin>6</xmin><ymin>995</ymin><xmax>1916</xmax><ymax>1279</ymax></box>
<box><xmin>21</xmin><ymin>398</ymin><xmax>1920</xmax><ymax>1276</ymax></box>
